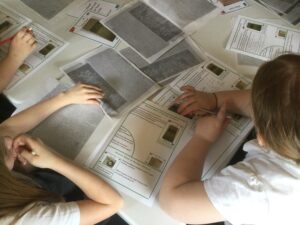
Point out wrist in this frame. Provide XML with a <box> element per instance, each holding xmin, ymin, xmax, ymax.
<box><xmin>53</xmin><ymin>92</ymin><xmax>72</xmax><ymax>107</ymax></box>
<box><xmin>191</xmin><ymin>135</ymin><xmax>214</xmax><ymax>146</ymax></box>
<box><xmin>5</xmin><ymin>54</ymin><xmax>23</xmax><ymax>68</ymax></box>
<box><xmin>47</xmin><ymin>155</ymin><xmax>68</xmax><ymax>170</ymax></box>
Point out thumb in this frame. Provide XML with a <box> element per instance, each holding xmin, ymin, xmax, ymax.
<box><xmin>217</xmin><ymin>104</ymin><xmax>226</xmax><ymax>122</ymax></box>
<box><xmin>20</xmin><ymin>150</ymin><xmax>35</xmax><ymax>163</ymax></box>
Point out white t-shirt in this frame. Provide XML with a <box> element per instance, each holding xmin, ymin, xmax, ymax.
<box><xmin>0</xmin><ymin>201</ymin><xmax>80</xmax><ymax>225</ymax></box>
<box><xmin>204</xmin><ymin>139</ymin><xmax>300</xmax><ymax>225</ymax></box>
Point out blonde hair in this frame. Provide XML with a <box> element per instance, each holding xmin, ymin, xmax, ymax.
<box><xmin>252</xmin><ymin>54</ymin><xmax>300</xmax><ymax>163</ymax></box>
<box><xmin>0</xmin><ymin>137</ymin><xmax>60</xmax><ymax>218</ymax></box>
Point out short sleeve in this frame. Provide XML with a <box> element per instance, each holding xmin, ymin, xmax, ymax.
<box><xmin>18</xmin><ymin>202</ymin><xmax>80</xmax><ymax>225</ymax></box>
<box><xmin>204</xmin><ymin>162</ymin><xmax>269</xmax><ymax>225</ymax></box>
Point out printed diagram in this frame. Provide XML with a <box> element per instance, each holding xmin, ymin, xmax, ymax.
<box><xmin>91</xmin><ymin>101</ymin><xmax>188</xmax><ymax>204</ymax></box>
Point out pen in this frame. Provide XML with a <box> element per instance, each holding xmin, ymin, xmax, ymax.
<box><xmin>0</xmin><ymin>27</ymin><xmax>34</xmax><ymax>46</ymax></box>
<box><xmin>0</xmin><ymin>36</ymin><xmax>14</xmax><ymax>46</ymax></box>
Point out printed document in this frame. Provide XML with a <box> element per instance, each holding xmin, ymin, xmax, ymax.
<box><xmin>0</xmin><ymin>3</ymin><xmax>67</xmax><ymax>90</ymax></box>
<box><xmin>69</xmin><ymin>0</ymin><xmax>119</xmax><ymax>46</ymax></box>
<box><xmin>226</xmin><ymin>16</ymin><xmax>300</xmax><ymax>61</ymax></box>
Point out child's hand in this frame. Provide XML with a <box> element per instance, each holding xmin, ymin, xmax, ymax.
<box><xmin>62</xmin><ymin>83</ymin><xmax>104</xmax><ymax>105</ymax></box>
<box><xmin>13</xmin><ymin>135</ymin><xmax>60</xmax><ymax>169</ymax></box>
<box><xmin>8</xmin><ymin>27</ymin><xmax>37</xmax><ymax>64</ymax></box>
<box><xmin>194</xmin><ymin>105</ymin><xmax>229</xmax><ymax>143</ymax></box>
<box><xmin>175</xmin><ymin>85</ymin><xmax>217</xmax><ymax>116</ymax></box>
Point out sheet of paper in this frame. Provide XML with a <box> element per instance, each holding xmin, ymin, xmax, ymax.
<box><xmin>255</xmin><ymin>0</ymin><xmax>300</xmax><ymax>25</ymax></box>
<box><xmin>226</xmin><ymin>16</ymin><xmax>300</xmax><ymax>61</ymax></box>
<box><xmin>29</xmin><ymin>82</ymin><xmax>105</xmax><ymax>160</ymax></box>
<box><xmin>67</xmin><ymin>0</ymin><xmax>119</xmax><ymax>18</ymax></box>
<box><xmin>69</xmin><ymin>0</ymin><xmax>119</xmax><ymax>46</ymax></box>
<box><xmin>220</xmin><ymin>0</ymin><xmax>249</xmax><ymax>13</ymax></box>
<box><xmin>20</xmin><ymin>0</ymin><xmax>74</xmax><ymax>19</ymax></box>
<box><xmin>61</xmin><ymin>47</ymin><xmax>159</xmax><ymax>116</ymax></box>
<box><xmin>103</xmin><ymin>1</ymin><xmax>184</xmax><ymax>63</ymax></box>
<box><xmin>237</xmin><ymin>53</ymin><xmax>265</xmax><ymax>67</ymax></box>
<box><xmin>0</xmin><ymin>3</ymin><xmax>31</xmax><ymax>39</ymax></box>
<box><xmin>1</xmin><ymin>22</ymin><xmax>67</xmax><ymax>89</ymax></box>
<box><xmin>88</xmin><ymin>100</ymin><xmax>191</xmax><ymax>205</ymax></box>
<box><xmin>152</xmin><ymin>60</ymin><xmax>254</xmax><ymax>179</ymax></box>
<box><xmin>143</xmin><ymin>0</ymin><xmax>216</xmax><ymax>30</ymax></box>
<box><xmin>120</xmin><ymin>38</ymin><xmax>206</xmax><ymax>84</ymax></box>
<box><xmin>70</xmin><ymin>11</ymin><xmax>119</xmax><ymax>47</ymax></box>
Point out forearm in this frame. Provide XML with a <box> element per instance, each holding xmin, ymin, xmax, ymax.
<box><xmin>50</xmin><ymin>157</ymin><xmax>122</xmax><ymax>205</ymax></box>
<box><xmin>0</xmin><ymin>93</ymin><xmax>69</xmax><ymax>137</ymax></box>
<box><xmin>0</xmin><ymin>56</ymin><xmax>23</xmax><ymax>92</ymax></box>
<box><xmin>215</xmin><ymin>89</ymin><xmax>252</xmax><ymax>117</ymax></box>
<box><xmin>162</xmin><ymin>136</ymin><xmax>211</xmax><ymax>191</ymax></box>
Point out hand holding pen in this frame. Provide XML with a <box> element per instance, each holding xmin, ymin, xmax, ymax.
<box><xmin>3</xmin><ymin>27</ymin><xmax>37</xmax><ymax>64</ymax></box>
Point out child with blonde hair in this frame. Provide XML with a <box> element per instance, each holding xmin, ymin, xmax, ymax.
<box><xmin>0</xmin><ymin>84</ymin><xmax>123</xmax><ymax>225</ymax></box>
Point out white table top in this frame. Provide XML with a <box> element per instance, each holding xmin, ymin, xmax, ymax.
<box><xmin>2</xmin><ymin>1</ymin><xmax>299</xmax><ymax>225</ymax></box>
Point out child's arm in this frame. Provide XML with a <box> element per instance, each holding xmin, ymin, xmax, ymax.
<box><xmin>14</xmin><ymin>135</ymin><xmax>123</xmax><ymax>225</ymax></box>
<box><xmin>175</xmin><ymin>85</ymin><xmax>252</xmax><ymax>118</ymax></box>
<box><xmin>159</xmin><ymin>106</ymin><xmax>227</xmax><ymax>224</ymax></box>
<box><xmin>0</xmin><ymin>84</ymin><xmax>103</xmax><ymax>138</ymax></box>
<box><xmin>0</xmin><ymin>28</ymin><xmax>36</xmax><ymax>92</ymax></box>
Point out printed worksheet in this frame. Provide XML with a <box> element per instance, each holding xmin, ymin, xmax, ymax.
<box><xmin>226</xmin><ymin>16</ymin><xmax>300</xmax><ymax>61</ymax></box>
<box><xmin>67</xmin><ymin>0</ymin><xmax>119</xmax><ymax>18</ymax></box>
<box><xmin>153</xmin><ymin>60</ymin><xmax>254</xmax><ymax>179</ymax></box>
<box><xmin>89</xmin><ymin>100</ymin><xmax>191</xmax><ymax>205</ymax></box>
<box><xmin>0</xmin><ymin>22</ymin><xmax>67</xmax><ymax>89</ymax></box>
<box><xmin>0</xmin><ymin>3</ymin><xmax>30</xmax><ymax>39</ymax></box>
<box><xmin>0</xmin><ymin>3</ymin><xmax>67</xmax><ymax>90</ymax></box>
<box><xmin>69</xmin><ymin>0</ymin><xmax>119</xmax><ymax>46</ymax></box>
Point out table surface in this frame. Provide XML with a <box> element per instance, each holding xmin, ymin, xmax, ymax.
<box><xmin>2</xmin><ymin>0</ymin><xmax>299</xmax><ymax>225</ymax></box>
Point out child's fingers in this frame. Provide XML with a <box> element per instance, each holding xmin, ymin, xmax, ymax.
<box><xmin>217</xmin><ymin>104</ymin><xmax>227</xmax><ymax>122</ymax></box>
<box><xmin>20</xmin><ymin>150</ymin><xmax>35</xmax><ymax>163</ymax></box>
<box><xmin>22</xmin><ymin>33</ymin><xmax>34</xmax><ymax>42</ymax></box>
<box><xmin>78</xmin><ymin>83</ymin><xmax>102</xmax><ymax>92</ymax></box>
<box><xmin>177</xmin><ymin>98</ymin><xmax>197</xmax><ymax>114</ymax></box>
<box><xmin>175</xmin><ymin>91</ymin><xmax>194</xmax><ymax>103</ymax></box>
<box><xmin>17</xmin><ymin>154</ymin><xmax>28</xmax><ymax>165</ymax></box>
<box><xmin>27</xmin><ymin>38</ymin><xmax>36</xmax><ymax>45</ymax></box>
<box><xmin>86</xmin><ymin>93</ymin><xmax>104</xmax><ymax>100</ymax></box>
<box><xmin>84</xmin><ymin>89</ymin><xmax>104</xmax><ymax>95</ymax></box>
<box><xmin>87</xmin><ymin>99</ymin><xmax>101</xmax><ymax>105</ymax></box>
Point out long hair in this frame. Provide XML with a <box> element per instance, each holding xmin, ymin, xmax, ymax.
<box><xmin>251</xmin><ymin>54</ymin><xmax>300</xmax><ymax>163</ymax></box>
<box><xmin>0</xmin><ymin>137</ymin><xmax>60</xmax><ymax>218</ymax></box>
